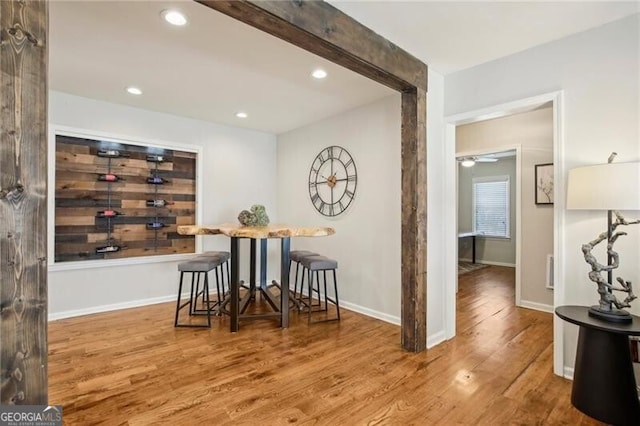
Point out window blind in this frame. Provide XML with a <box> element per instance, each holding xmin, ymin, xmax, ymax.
<box><xmin>473</xmin><ymin>176</ymin><xmax>510</xmax><ymax>238</ymax></box>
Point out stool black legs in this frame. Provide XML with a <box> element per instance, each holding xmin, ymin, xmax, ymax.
<box><xmin>174</xmin><ymin>271</ymin><xmax>212</xmax><ymax>328</ymax></box>
<box><xmin>306</xmin><ymin>268</ymin><xmax>340</xmax><ymax>324</ymax></box>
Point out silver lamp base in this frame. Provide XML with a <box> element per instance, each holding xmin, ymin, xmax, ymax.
<box><xmin>588</xmin><ymin>306</ymin><xmax>632</xmax><ymax>323</ymax></box>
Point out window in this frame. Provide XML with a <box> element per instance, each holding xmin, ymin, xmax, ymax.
<box><xmin>473</xmin><ymin>175</ymin><xmax>510</xmax><ymax>238</ymax></box>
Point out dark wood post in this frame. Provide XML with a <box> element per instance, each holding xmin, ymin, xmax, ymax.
<box><xmin>197</xmin><ymin>1</ymin><xmax>429</xmax><ymax>351</ymax></box>
<box><xmin>401</xmin><ymin>88</ymin><xmax>427</xmax><ymax>351</ymax></box>
<box><xmin>0</xmin><ymin>0</ymin><xmax>49</xmax><ymax>404</ymax></box>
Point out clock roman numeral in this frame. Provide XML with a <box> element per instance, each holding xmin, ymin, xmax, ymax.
<box><xmin>347</xmin><ymin>174</ymin><xmax>356</xmax><ymax>182</ymax></box>
<box><xmin>328</xmin><ymin>204</ymin><xmax>334</xmax><ymax>216</ymax></box>
<box><xmin>344</xmin><ymin>158</ymin><xmax>353</xmax><ymax>168</ymax></box>
<box><xmin>346</xmin><ymin>189</ymin><xmax>355</xmax><ymax>199</ymax></box>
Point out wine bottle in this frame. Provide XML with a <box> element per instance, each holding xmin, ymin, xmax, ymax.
<box><xmin>96</xmin><ymin>209</ymin><xmax>124</xmax><ymax>218</ymax></box>
<box><xmin>95</xmin><ymin>244</ymin><xmax>122</xmax><ymax>254</ymax></box>
<box><xmin>146</xmin><ymin>199</ymin><xmax>174</xmax><ymax>207</ymax></box>
<box><xmin>147</xmin><ymin>176</ymin><xmax>169</xmax><ymax>184</ymax></box>
<box><xmin>97</xmin><ymin>173</ymin><xmax>123</xmax><ymax>182</ymax></box>
<box><xmin>146</xmin><ymin>154</ymin><xmax>165</xmax><ymax>163</ymax></box>
<box><xmin>97</xmin><ymin>149</ymin><xmax>128</xmax><ymax>158</ymax></box>
<box><xmin>146</xmin><ymin>222</ymin><xmax>166</xmax><ymax>230</ymax></box>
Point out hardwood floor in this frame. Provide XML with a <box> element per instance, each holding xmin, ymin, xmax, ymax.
<box><xmin>48</xmin><ymin>266</ymin><xmax>601</xmax><ymax>425</ymax></box>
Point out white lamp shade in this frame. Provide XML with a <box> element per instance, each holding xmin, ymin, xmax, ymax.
<box><xmin>566</xmin><ymin>162</ymin><xmax>640</xmax><ymax>210</ymax></box>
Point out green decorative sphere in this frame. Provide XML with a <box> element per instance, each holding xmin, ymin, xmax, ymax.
<box><xmin>237</xmin><ymin>204</ymin><xmax>269</xmax><ymax>226</ymax></box>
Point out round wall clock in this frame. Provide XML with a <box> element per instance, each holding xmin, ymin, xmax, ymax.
<box><xmin>308</xmin><ymin>145</ymin><xmax>357</xmax><ymax>217</ymax></box>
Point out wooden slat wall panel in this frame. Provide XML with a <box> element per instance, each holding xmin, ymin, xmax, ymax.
<box><xmin>54</xmin><ymin>135</ymin><xmax>196</xmax><ymax>262</ymax></box>
<box><xmin>0</xmin><ymin>0</ymin><xmax>49</xmax><ymax>405</ymax></box>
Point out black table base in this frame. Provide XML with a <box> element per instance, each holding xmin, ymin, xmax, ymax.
<box><xmin>556</xmin><ymin>305</ymin><xmax>640</xmax><ymax>426</ymax></box>
<box><xmin>572</xmin><ymin>326</ymin><xmax>640</xmax><ymax>425</ymax></box>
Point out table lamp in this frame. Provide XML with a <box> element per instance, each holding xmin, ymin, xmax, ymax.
<box><xmin>566</xmin><ymin>153</ymin><xmax>640</xmax><ymax>323</ymax></box>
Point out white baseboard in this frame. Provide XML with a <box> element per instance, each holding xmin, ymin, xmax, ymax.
<box><xmin>458</xmin><ymin>258</ymin><xmax>515</xmax><ymax>268</ymax></box>
<box><xmin>49</xmin><ymin>291</ymin><xmax>403</xmax><ymax>327</ymax></box>
<box><xmin>519</xmin><ymin>299</ymin><xmax>554</xmax><ymax>313</ymax></box>
<box><xmin>563</xmin><ymin>366</ymin><xmax>574</xmax><ymax>380</ymax></box>
<box><xmin>339</xmin><ymin>300</ymin><xmax>401</xmax><ymax>326</ymax></box>
<box><xmin>48</xmin><ymin>295</ymin><xmax>176</xmax><ymax>321</ymax></box>
<box><xmin>49</xmin><ymin>292</ymin><xmax>448</xmax><ymax>353</ymax></box>
<box><xmin>340</xmin><ymin>301</ymin><xmax>447</xmax><ymax>350</ymax></box>
<box><xmin>427</xmin><ymin>330</ymin><xmax>447</xmax><ymax>349</ymax></box>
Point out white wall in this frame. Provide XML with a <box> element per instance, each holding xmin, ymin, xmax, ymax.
<box><xmin>276</xmin><ymin>69</ymin><xmax>447</xmax><ymax>346</ymax></box>
<box><xmin>277</xmin><ymin>94</ymin><xmax>402</xmax><ymax>324</ymax></box>
<box><xmin>445</xmin><ymin>15</ymin><xmax>639</xmax><ymax>371</ymax></box>
<box><xmin>48</xmin><ymin>91</ymin><xmax>278</xmax><ymax>319</ymax></box>
<box><xmin>458</xmin><ymin>158</ymin><xmax>517</xmax><ymax>266</ymax></box>
<box><xmin>426</xmin><ymin>70</ymin><xmax>447</xmax><ymax>346</ymax></box>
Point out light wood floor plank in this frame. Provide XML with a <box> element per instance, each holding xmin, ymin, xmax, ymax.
<box><xmin>48</xmin><ymin>266</ymin><xmax>601</xmax><ymax>424</ymax></box>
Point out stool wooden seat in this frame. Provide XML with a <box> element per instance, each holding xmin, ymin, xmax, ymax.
<box><xmin>174</xmin><ymin>258</ymin><xmax>221</xmax><ymax>328</ymax></box>
<box><xmin>300</xmin><ymin>255</ymin><xmax>340</xmax><ymax>324</ymax></box>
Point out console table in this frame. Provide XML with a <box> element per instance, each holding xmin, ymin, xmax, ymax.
<box><xmin>555</xmin><ymin>305</ymin><xmax>640</xmax><ymax>425</ymax></box>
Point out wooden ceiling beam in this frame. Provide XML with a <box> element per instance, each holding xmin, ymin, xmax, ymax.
<box><xmin>196</xmin><ymin>0</ymin><xmax>427</xmax><ymax>92</ymax></box>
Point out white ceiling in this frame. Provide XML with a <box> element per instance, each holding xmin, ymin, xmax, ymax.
<box><xmin>331</xmin><ymin>1</ymin><xmax>639</xmax><ymax>75</ymax></box>
<box><xmin>49</xmin><ymin>1</ymin><xmax>639</xmax><ymax>135</ymax></box>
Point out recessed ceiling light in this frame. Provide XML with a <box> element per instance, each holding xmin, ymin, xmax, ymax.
<box><xmin>461</xmin><ymin>159</ymin><xmax>475</xmax><ymax>168</ymax></box>
<box><xmin>236</xmin><ymin>112</ymin><xmax>248</xmax><ymax>119</ymax></box>
<box><xmin>311</xmin><ymin>69</ymin><xmax>327</xmax><ymax>79</ymax></box>
<box><xmin>126</xmin><ymin>86</ymin><xmax>142</xmax><ymax>96</ymax></box>
<box><xmin>161</xmin><ymin>9</ymin><xmax>188</xmax><ymax>26</ymax></box>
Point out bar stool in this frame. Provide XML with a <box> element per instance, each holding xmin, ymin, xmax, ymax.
<box><xmin>300</xmin><ymin>255</ymin><xmax>340</xmax><ymax>324</ymax></box>
<box><xmin>196</xmin><ymin>251</ymin><xmax>230</xmax><ymax>305</ymax></box>
<box><xmin>174</xmin><ymin>257</ymin><xmax>220</xmax><ymax>328</ymax></box>
<box><xmin>290</xmin><ymin>250</ymin><xmax>318</xmax><ymax>305</ymax></box>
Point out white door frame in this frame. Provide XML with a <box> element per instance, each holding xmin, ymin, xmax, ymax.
<box><xmin>443</xmin><ymin>91</ymin><xmax>565</xmax><ymax>376</ymax></box>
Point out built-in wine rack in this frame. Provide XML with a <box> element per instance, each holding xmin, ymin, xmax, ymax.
<box><xmin>146</xmin><ymin>154</ymin><xmax>167</xmax><ymax>250</ymax></box>
<box><xmin>95</xmin><ymin>149</ymin><xmax>127</xmax><ymax>255</ymax></box>
<box><xmin>54</xmin><ymin>134</ymin><xmax>196</xmax><ymax>262</ymax></box>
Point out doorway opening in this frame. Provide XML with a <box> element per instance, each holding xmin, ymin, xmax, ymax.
<box><xmin>444</xmin><ymin>91</ymin><xmax>564</xmax><ymax>375</ymax></box>
<box><xmin>456</xmin><ymin>148</ymin><xmax>519</xmax><ymax>297</ymax></box>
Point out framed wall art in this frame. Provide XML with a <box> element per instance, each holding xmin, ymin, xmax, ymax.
<box><xmin>535</xmin><ymin>163</ymin><xmax>554</xmax><ymax>205</ymax></box>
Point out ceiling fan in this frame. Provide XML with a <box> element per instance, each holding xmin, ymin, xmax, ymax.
<box><xmin>458</xmin><ymin>155</ymin><xmax>499</xmax><ymax>167</ymax></box>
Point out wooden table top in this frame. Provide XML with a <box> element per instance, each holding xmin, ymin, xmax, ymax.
<box><xmin>178</xmin><ymin>223</ymin><xmax>335</xmax><ymax>239</ymax></box>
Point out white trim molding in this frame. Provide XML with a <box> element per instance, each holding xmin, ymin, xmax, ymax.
<box><xmin>519</xmin><ymin>300</ymin><xmax>554</xmax><ymax>314</ymax></box>
<box><xmin>339</xmin><ymin>300</ymin><xmax>400</xmax><ymax>326</ymax></box>
<box><xmin>48</xmin><ymin>294</ymin><xmax>176</xmax><ymax>321</ymax></box>
<box><xmin>427</xmin><ymin>331</ymin><xmax>447</xmax><ymax>349</ymax></box>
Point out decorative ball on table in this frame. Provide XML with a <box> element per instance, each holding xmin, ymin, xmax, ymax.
<box><xmin>237</xmin><ymin>204</ymin><xmax>270</xmax><ymax>226</ymax></box>
<box><xmin>250</xmin><ymin>204</ymin><xmax>269</xmax><ymax>226</ymax></box>
<box><xmin>237</xmin><ymin>209</ymin><xmax>255</xmax><ymax>226</ymax></box>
